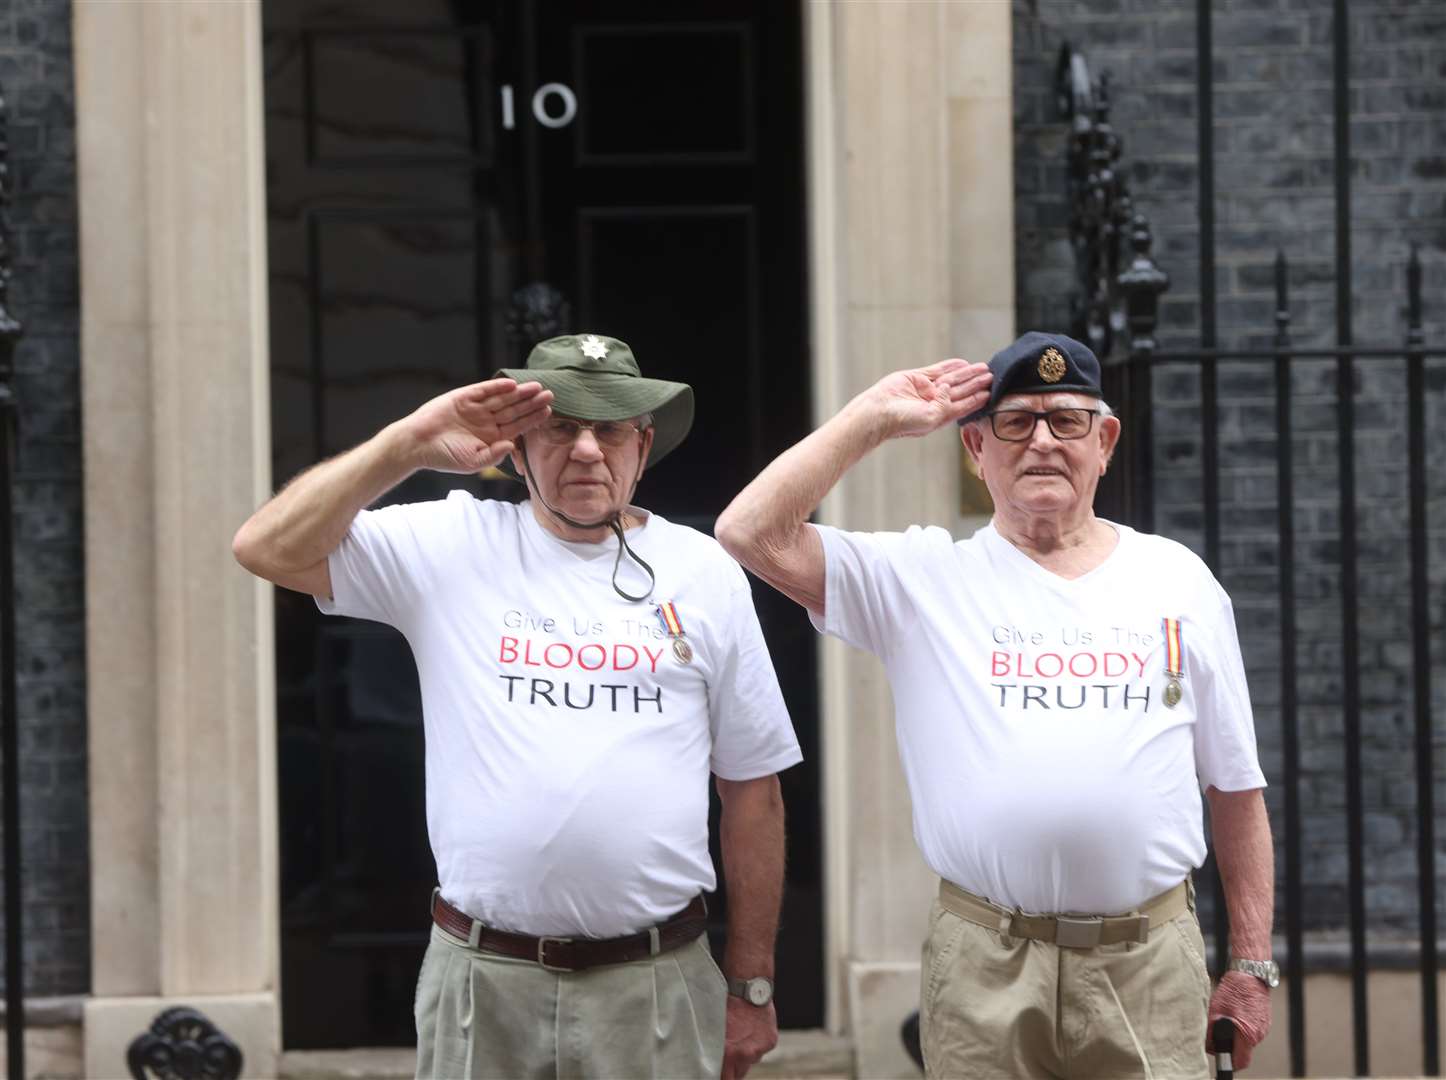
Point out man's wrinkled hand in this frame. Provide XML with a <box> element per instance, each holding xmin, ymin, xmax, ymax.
<box><xmin>721</xmin><ymin>996</ymin><xmax>777</xmax><ymax>1080</ymax></box>
<box><xmin>865</xmin><ymin>359</ymin><xmax>992</xmax><ymax>440</ymax></box>
<box><xmin>402</xmin><ymin>377</ymin><xmax>554</xmax><ymax>474</ymax></box>
<box><xmin>1207</xmin><ymin>970</ymin><xmax>1272</xmax><ymax>1071</ymax></box>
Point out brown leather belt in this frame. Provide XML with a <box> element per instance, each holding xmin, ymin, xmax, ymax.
<box><xmin>430</xmin><ymin>891</ymin><xmax>708</xmax><ymax>973</ymax></box>
<box><xmin>939</xmin><ymin>879</ymin><xmax>1192</xmax><ymax>948</ymax></box>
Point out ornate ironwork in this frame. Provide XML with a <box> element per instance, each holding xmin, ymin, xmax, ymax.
<box><xmin>1056</xmin><ymin>43</ymin><xmax>1168</xmax><ymax>359</ymax></box>
<box><xmin>504</xmin><ymin>281</ymin><xmax>572</xmax><ymax>346</ymax></box>
<box><xmin>126</xmin><ymin>1007</ymin><xmax>243</xmax><ymax>1080</ymax></box>
<box><xmin>1116</xmin><ymin>214</ymin><xmax>1169</xmax><ymax>357</ymax></box>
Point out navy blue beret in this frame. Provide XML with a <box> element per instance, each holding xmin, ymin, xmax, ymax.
<box><xmin>959</xmin><ymin>331</ymin><xmax>1102</xmax><ymax>425</ymax></box>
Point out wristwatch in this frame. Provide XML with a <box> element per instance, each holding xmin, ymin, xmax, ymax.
<box><xmin>1227</xmin><ymin>957</ymin><xmax>1280</xmax><ymax>988</ymax></box>
<box><xmin>728</xmin><ymin>976</ymin><xmax>775</xmax><ymax>1007</ymax></box>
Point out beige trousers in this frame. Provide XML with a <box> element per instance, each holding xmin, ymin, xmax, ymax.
<box><xmin>920</xmin><ymin>895</ymin><xmax>1212</xmax><ymax>1079</ymax></box>
<box><xmin>414</xmin><ymin>923</ymin><xmax>727</xmax><ymax>1079</ymax></box>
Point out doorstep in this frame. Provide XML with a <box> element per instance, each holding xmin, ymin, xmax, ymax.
<box><xmin>280</xmin><ymin>1029</ymin><xmax>854</xmax><ymax>1079</ymax></box>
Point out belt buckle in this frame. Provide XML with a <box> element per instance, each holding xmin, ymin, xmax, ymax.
<box><xmin>1055</xmin><ymin>916</ymin><xmax>1103</xmax><ymax>948</ymax></box>
<box><xmin>537</xmin><ymin>936</ymin><xmax>575</xmax><ymax>973</ymax></box>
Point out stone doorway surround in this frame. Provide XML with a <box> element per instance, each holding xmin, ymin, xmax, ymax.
<box><xmin>74</xmin><ymin>0</ymin><xmax>279</xmax><ymax>1077</ymax></box>
<box><xmin>804</xmin><ymin>0</ymin><xmax>1014</xmax><ymax>1075</ymax></box>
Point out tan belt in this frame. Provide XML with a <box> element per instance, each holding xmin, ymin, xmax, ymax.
<box><xmin>939</xmin><ymin>879</ymin><xmax>1191</xmax><ymax>948</ymax></box>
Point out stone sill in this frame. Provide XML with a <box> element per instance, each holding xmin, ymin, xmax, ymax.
<box><xmin>0</xmin><ymin>996</ymin><xmax>85</xmax><ymax>1026</ymax></box>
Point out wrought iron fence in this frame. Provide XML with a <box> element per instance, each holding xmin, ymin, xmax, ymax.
<box><xmin>1061</xmin><ymin>8</ymin><xmax>1445</xmax><ymax>1075</ymax></box>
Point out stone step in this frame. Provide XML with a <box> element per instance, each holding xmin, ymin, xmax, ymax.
<box><xmin>280</xmin><ymin>1030</ymin><xmax>855</xmax><ymax>1080</ymax></box>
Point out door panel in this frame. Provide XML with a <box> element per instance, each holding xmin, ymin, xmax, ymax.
<box><xmin>312</xmin><ymin>212</ymin><xmax>491</xmax><ymax>455</ymax></box>
<box><xmin>577</xmin><ymin>207</ymin><xmax>760</xmax><ymax>519</ymax></box>
<box><xmin>305</xmin><ymin>27</ymin><xmax>497</xmax><ymax>166</ymax></box>
<box><xmin>574</xmin><ymin>23</ymin><xmax>754</xmax><ymax>163</ymax></box>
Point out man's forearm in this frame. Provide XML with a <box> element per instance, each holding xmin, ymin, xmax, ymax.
<box><xmin>721</xmin><ymin>396</ymin><xmax>889</xmax><ymax>538</ymax></box>
<box><xmin>233</xmin><ymin>421</ymin><xmax>418</xmax><ymax>576</ymax></box>
<box><xmin>1208</xmin><ymin>786</ymin><xmax>1275</xmax><ymax>958</ymax></box>
<box><xmin>717</xmin><ymin>775</ymin><xmax>787</xmax><ymax>978</ymax></box>
<box><xmin>715</xmin><ymin>397</ymin><xmax>889</xmax><ymax>603</ymax></box>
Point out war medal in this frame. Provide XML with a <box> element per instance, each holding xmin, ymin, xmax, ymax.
<box><xmin>1162</xmin><ymin>616</ymin><xmax>1184</xmax><ymax>708</ymax></box>
<box><xmin>656</xmin><ymin>601</ymin><xmax>693</xmax><ymax>665</ymax></box>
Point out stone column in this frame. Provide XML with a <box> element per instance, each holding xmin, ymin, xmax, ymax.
<box><xmin>806</xmin><ymin>2</ymin><xmax>1014</xmax><ymax>1075</ymax></box>
<box><xmin>75</xmin><ymin>1</ymin><xmax>278</xmax><ymax>1076</ymax></box>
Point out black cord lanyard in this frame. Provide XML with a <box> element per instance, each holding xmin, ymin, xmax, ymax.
<box><xmin>518</xmin><ymin>444</ymin><xmax>656</xmax><ymax>602</ymax></box>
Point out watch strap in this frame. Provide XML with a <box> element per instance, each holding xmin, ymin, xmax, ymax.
<box><xmin>1227</xmin><ymin>957</ymin><xmax>1279</xmax><ymax>986</ymax></box>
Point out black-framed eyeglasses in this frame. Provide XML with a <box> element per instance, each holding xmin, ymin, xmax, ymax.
<box><xmin>532</xmin><ymin>417</ymin><xmax>646</xmax><ymax>448</ymax></box>
<box><xmin>987</xmin><ymin>407</ymin><xmax>1100</xmax><ymax>442</ymax></box>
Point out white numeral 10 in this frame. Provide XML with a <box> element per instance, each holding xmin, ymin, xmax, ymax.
<box><xmin>500</xmin><ymin>84</ymin><xmax>578</xmax><ymax>130</ymax></box>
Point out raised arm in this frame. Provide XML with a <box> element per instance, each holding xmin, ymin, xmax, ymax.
<box><xmin>715</xmin><ymin>359</ymin><xmax>991</xmax><ymax>616</ymax></box>
<box><xmin>232</xmin><ymin>378</ymin><xmax>552</xmax><ymax>597</ymax></box>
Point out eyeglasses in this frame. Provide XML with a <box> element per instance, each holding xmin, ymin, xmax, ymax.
<box><xmin>988</xmin><ymin>407</ymin><xmax>1100</xmax><ymax>442</ymax></box>
<box><xmin>531</xmin><ymin>417</ymin><xmax>645</xmax><ymax>448</ymax></box>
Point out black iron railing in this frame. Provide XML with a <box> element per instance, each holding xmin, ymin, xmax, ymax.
<box><xmin>1064</xmin><ymin>20</ymin><xmax>1444</xmax><ymax>1077</ymax></box>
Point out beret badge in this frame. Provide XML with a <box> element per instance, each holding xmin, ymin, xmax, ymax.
<box><xmin>1038</xmin><ymin>347</ymin><xmax>1066</xmax><ymax>383</ymax></box>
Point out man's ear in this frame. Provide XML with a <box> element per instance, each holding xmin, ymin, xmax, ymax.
<box><xmin>510</xmin><ymin>438</ymin><xmax>527</xmax><ymax>478</ymax></box>
<box><xmin>959</xmin><ymin>423</ymin><xmax>984</xmax><ymax>468</ymax></box>
<box><xmin>635</xmin><ymin>427</ymin><xmax>656</xmax><ymax>483</ymax></box>
<box><xmin>1097</xmin><ymin>415</ymin><xmax>1122</xmax><ymax>473</ymax></box>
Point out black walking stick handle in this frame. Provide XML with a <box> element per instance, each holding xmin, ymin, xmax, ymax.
<box><xmin>1214</xmin><ymin>1017</ymin><xmax>1236</xmax><ymax>1080</ymax></box>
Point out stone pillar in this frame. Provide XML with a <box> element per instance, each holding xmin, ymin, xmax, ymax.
<box><xmin>805</xmin><ymin>2</ymin><xmax>1014</xmax><ymax>1075</ymax></box>
<box><xmin>74</xmin><ymin>1</ymin><xmax>278</xmax><ymax>1076</ymax></box>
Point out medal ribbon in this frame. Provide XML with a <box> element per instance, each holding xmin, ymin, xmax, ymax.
<box><xmin>656</xmin><ymin>601</ymin><xmax>685</xmax><ymax>639</ymax></box>
<box><xmin>1163</xmin><ymin>616</ymin><xmax>1184</xmax><ymax>677</ymax></box>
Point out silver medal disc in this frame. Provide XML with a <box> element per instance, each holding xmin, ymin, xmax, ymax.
<box><xmin>673</xmin><ymin>638</ymin><xmax>693</xmax><ymax>665</ymax></box>
<box><xmin>1164</xmin><ymin>678</ymin><xmax>1183</xmax><ymax>708</ymax></box>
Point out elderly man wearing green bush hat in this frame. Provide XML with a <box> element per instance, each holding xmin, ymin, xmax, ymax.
<box><xmin>234</xmin><ymin>333</ymin><xmax>801</xmax><ymax>1080</ymax></box>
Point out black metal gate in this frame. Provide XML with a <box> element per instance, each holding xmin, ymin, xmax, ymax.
<box><xmin>1059</xmin><ymin>2</ymin><xmax>1445</xmax><ymax>1074</ymax></box>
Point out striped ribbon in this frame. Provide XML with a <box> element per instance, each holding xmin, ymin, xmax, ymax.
<box><xmin>1163</xmin><ymin>616</ymin><xmax>1184</xmax><ymax>677</ymax></box>
<box><xmin>656</xmin><ymin>601</ymin><xmax>684</xmax><ymax>638</ymax></box>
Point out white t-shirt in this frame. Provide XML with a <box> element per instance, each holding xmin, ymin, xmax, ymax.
<box><xmin>812</xmin><ymin>519</ymin><xmax>1265</xmax><ymax>915</ymax></box>
<box><xmin>319</xmin><ymin>492</ymin><xmax>801</xmax><ymax>937</ymax></box>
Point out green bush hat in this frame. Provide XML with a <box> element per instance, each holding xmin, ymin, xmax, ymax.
<box><xmin>493</xmin><ymin>333</ymin><xmax>695</xmax><ymax>476</ymax></box>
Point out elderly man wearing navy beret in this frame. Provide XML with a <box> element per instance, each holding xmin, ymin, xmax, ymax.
<box><xmin>718</xmin><ymin>332</ymin><xmax>1275</xmax><ymax>1078</ymax></box>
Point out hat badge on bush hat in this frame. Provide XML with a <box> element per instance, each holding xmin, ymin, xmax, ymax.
<box><xmin>493</xmin><ymin>333</ymin><xmax>696</xmax><ymax>472</ymax></box>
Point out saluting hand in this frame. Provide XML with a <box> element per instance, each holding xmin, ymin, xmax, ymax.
<box><xmin>399</xmin><ymin>378</ymin><xmax>554</xmax><ymax>473</ymax></box>
<box><xmin>865</xmin><ymin>359</ymin><xmax>993</xmax><ymax>439</ymax></box>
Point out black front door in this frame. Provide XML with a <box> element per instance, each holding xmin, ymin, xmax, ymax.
<box><xmin>263</xmin><ymin>0</ymin><xmax>818</xmax><ymax>1049</ymax></box>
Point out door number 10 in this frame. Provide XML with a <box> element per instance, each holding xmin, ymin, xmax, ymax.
<box><xmin>500</xmin><ymin>84</ymin><xmax>578</xmax><ymax>130</ymax></box>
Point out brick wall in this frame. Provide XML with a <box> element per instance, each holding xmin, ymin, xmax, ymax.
<box><xmin>1</xmin><ymin>0</ymin><xmax>87</xmax><ymax>996</ymax></box>
<box><xmin>1015</xmin><ymin>0</ymin><xmax>1446</xmax><ymax>943</ymax></box>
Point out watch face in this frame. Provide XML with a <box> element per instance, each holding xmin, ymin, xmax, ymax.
<box><xmin>746</xmin><ymin>979</ymin><xmax>773</xmax><ymax>1006</ymax></box>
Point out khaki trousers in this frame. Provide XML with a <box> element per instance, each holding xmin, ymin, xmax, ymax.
<box><xmin>414</xmin><ymin>923</ymin><xmax>727</xmax><ymax>1079</ymax></box>
<box><xmin>920</xmin><ymin>889</ymin><xmax>1212</xmax><ymax>1079</ymax></box>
